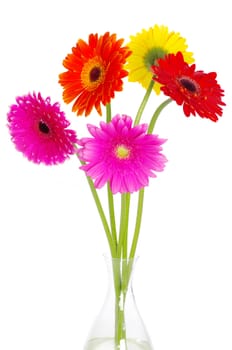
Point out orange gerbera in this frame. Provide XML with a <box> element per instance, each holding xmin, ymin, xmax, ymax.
<box><xmin>59</xmin><ymin>32</ymin><xmax>131</xmax><ymax>116</ymax></box>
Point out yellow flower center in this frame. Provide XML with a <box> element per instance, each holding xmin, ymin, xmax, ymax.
<box><xmin>115</xmin><ymin>144</ymin><xmax>130</xmax><ymax>159</ymax></box>
<box><xmin>81</xmin><ymin>57</ymin><xmax>106</xmax><ymax>91</ymax></box>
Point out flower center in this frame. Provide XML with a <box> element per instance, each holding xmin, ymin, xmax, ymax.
<box><xmin>39</xmin><ymin>121</ymin><xmax>50</xmax><ymax>134</ymax></box>
<box><xmin>144</xmin><ymin>47</ymin><xmax>167</xmax><ymax>70</ymax></box>
<box><xmin>115</xmin><ymin>144</ymin><xmax>130</xmax><ymax>159</ymax></box>
<box><xmin>89</xmin><ymin>67</ymin><xmax>101</xmax><ymax>82</ymax></box>
<box><xmin>81</xmin><ymin>57</ymin><xmax>106</xmax><ymax>91</ymax></box>
<box><xmin>178</xmin><ymin>77</ymin><xmax>199</xmax><ymax>94</ymax></box>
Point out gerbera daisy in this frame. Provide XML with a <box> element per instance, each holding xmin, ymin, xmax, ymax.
<box><xmin>126</xmin><ymin>24</ymin><xmax>194</xmax><ymax>94</ymax></box>
<box><xmin>59</xmin><ymin>32</ymin><xmax>131</xmax><ymax>117</ymax></box>
<box><xmin>77</xmin><ymin>114</ymin><xmax>167</xmax><ymax>194</ymax></box>
<box><xmin>152</xmin><ymin>52</ymin><xmax>225</xmax><ymax>122</ymax></box>
<box><xmin>7</xmin><ymin>92</ymin><xmax>77</xmax><ymax>165</ymax></box>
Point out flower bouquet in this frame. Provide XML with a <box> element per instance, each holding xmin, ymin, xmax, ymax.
<box><xmin>7</xmin><ymin>24</ymin><xmax>225</xmax><ymax>350</ymax></box>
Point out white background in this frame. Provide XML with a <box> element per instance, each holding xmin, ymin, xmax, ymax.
<box><xmin>0</xmin><ymin>1</ymin><xmax>231</xmax><ymax>349</ymax></box>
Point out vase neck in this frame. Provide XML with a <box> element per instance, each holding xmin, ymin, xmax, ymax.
<box><xmin>104</xmin><ymin>255</ymin><xmax>138</xmax><ymax>296</ymax></box>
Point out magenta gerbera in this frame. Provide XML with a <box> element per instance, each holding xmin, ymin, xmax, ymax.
<box><xmin>78</xmin><ymin>114</ymin><xmax>167</xmax><ymax>194</ymax></box>
<box><xmin>7</xmin><ymin>92</ymin><xmax>77</xmax><ymax>165</ymax></box>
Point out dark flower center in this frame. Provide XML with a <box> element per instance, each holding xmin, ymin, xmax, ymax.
<box><xmin>39</xmin><ymin>121</ymin><xmax>50</xmax><ymax>134</ymax></box>
<box><xmin>90</xmin><ymin>67</ymin><xmax>101</xmax><ymax>82</ymax></box>
<box><xmin>179</xmin><ymin>77</ymin><xmax>197</xmax><ymax>93</ymax></box>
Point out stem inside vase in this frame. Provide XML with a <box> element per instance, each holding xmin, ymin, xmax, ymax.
<box><xmin>113</xmin><ymin>258</ymin><xmax>134</xmax><ymax>350</ymax></box>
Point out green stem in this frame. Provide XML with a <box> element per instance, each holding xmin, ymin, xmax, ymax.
<box><xmin>105</xmin><ymin>103</ymin><xmax>118</xmax><ymax>250</ymax></box>
<box><xmin>128</xmin><ymin>100</ymin><xmax>172</xmax><ymax>260</ymax></box>
<box><xmin>106</xmin><ymin>102</ymin><xmax>112</xmax><ymax>123</ymax></box>
<box><xmin>113</xmin><ymin>256</ymin><xmax>135</xmax><ymax>349</ymax></box>
<box><xmin>117</xmin><ymin>193</ymin><xmax>130</xmax><ymax>259</ymax></box>
<box><xmin>114</xmin><ymin>261</ymin><xmax>126</xmax><ymax>349</ymax></box>
<box><xmin>114</xmin><ymin>192</ymin><xmax>131</xmax><ymax>348</ymax></box>
<box><xmin>107</xmin><ymin>183</ymin><xmax>118</xmax><ymax>251</ymax></box>
<box><xmin>85</xmin><ymin>174</ymin><xmax>116</xmax><ymax>257</ymax></box>
<box><xmin>129</xmin><ymin>188</ymin><xmax>144</xmax><ymax>259</ymax></box>
<box><xmin>148</xmin><ymin>98</ymin><xmax>172</xmax><ymax>134</ymax></box>
<box><xmin>134</xmin><ymin>80</ymin><xmax>154</xmax><ymax>126</ymax></box>
<box><xmin>76</xmin><ymin>147</ymin><xmax>116</xmax><ymax>257</ymax></box>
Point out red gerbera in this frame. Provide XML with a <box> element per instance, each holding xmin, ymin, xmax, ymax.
<box><xmin>59</xmin><ymin>32</ymin><xmax>131</xmax><ymax>117</ymax></box>
<box><xmin>152</xmin><ymin>52</ymin><xmax>225</xmax><ymax>122</ymax></box>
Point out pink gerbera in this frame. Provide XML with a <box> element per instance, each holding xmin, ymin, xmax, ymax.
<box><xmin>77</xmin><ymin>114</ymin><xmax>167</xmax><ymax>194</ymax></box>
<box><xmin>7</xmin><ymin>92</ymin><xmax>77</xmax><ymax>165</ymax></box>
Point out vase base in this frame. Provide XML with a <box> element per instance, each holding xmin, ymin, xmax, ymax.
<box><xmin>84</xmin><ymin>337</ymin><xmax>153</xmax><ymax>350</ymax></box>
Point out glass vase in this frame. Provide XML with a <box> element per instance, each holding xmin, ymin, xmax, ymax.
<box><xmin>84</xmin><ymin>255</ymin><xmax>153</xmax><ymax>350</ymax></box>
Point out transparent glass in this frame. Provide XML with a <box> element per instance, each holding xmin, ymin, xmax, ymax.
<box><xmin>84</xmin><ymin>256</ymin><xmax>153</xmax><ymax>350</ymax></box>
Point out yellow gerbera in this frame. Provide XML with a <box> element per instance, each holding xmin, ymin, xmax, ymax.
<box><xmin>126</xmin><ymin>24</ymin><xmax>194</xmax><ymax>94</ymax></box>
